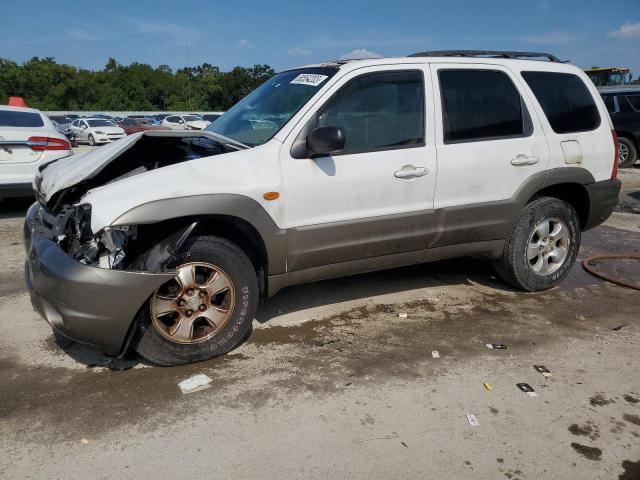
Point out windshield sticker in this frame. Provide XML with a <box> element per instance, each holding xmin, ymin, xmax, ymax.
<box><xmin>290</xmin><ymin>74</ymin><xmax>328</xmax><ymax>87</ymax></box>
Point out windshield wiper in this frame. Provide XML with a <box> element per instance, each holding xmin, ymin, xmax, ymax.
<box><xmin>201</xmin><ymin>130</ymin><xmax>251</xmax><ymax>150</ymax></box>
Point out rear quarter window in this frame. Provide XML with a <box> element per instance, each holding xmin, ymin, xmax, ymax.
<box><xmin>0</xmin><ymin>110</ymin><xmax>45</xmax><ymax>127</ymax></box>
<box><xmin>522</xmin><ymin>71</ymin><xmax>601</xmax><ymax>134</ymax></box>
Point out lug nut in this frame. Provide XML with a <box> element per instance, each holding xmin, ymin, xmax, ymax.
<box><xmin>199</xmin><ymin>291</ymin><xmax>206</xmax><ymax>298</ymax></box>
<box><xmin>199</xmin><ymin>304</ymin><xmax>206</xmax><ymax>311</ymax></box>
<box><xmin>187</xmin><ymin>288</ymin><xmax>195</xmax><ymax>296</ymax></box>
<box><xmin>186</xmin><ymin>310</ymin><xmax>193</xmax><ymax>317</ymax></box>
<box><xmin>179</xmin><ymin>300</ymin><xmax>187</xmax><ymax>307</ymax></box>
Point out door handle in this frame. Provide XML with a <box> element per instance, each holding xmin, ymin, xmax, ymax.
<box><xmin>394</xmin><ymin>165</ymin><xmax>428</xmax><ymax>179</ymax></box>
<box><xmin>510</xmin><ymin>154</ymin><xmax>539</xmax><ymax>166</ymax></box>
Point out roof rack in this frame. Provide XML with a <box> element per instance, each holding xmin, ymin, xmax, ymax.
<box><xmin>408</xmin><ymin>50</ymin><xmax>561</xmax><ymax>63</ymax></box>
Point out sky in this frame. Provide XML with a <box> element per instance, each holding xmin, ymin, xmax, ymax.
<box><xmin>1</xmin><ymin>0</ymin><xmax>639</xmax><ymax>77</ymax></box>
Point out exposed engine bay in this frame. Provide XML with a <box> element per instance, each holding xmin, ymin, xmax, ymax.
<box><xmin>33</xmin><ymin>134</ymin><xmax>237</xmax><ymax>270</ymax></box>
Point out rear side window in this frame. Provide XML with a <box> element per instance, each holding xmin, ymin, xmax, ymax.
<box><xmin>625</xmin><ymin>94</ymin><xmax>640</xmax><ymax>112</ymax></box>
<box><xmin>317</xmin><ymin>70</ymin><xmax>425</xmax><ymax>155</ymax></box>
<box><xmin>439</xmin><ymin>70</ymin><xmax>529</xmax><ymax>143</ymax></box>
<box><xmin>522</xmin><ymin>71</ymin><xmax>601</xmax><ymax>133</ymax></box>
<box><xmin>0</xmin><ymin>110</ymin><xmax>44</xmax><ymax>127</ymax></box>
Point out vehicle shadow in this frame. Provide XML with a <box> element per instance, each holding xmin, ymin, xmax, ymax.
<box><xmin>49</xmin><ymin>333</ymin><xmax>154</xmax><ymax>370</ymax></box>
<box><xmin>256</xmin><ymin>256</ymin><xmax>516</xmax><ymax>324</ymax></box>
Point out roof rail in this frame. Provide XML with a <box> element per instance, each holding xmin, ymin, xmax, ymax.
<box><xmin>408</xmin><ymin>50</ymin><xmax>562</xmax><ymax>63</ymax></box>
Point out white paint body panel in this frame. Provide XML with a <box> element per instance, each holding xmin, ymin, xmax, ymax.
<box><xmin>280</xmin><ymin>64</ymin><xmax>437</xmax><ymax>228</ymax></box>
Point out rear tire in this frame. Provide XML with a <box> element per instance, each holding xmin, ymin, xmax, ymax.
<box><xmin>135</xmin><ymin>236</ymin><xmax>259</xmax><ymax>366</ymax></box>
<box><xmin>618</xmin><ymin>137</ymin><xmax>637</xmax><ymax>168</ymax></box>
<box><xmin>495</xmin><ymin>197</ymin><xmax>580</xmax><ymax>291</ymax></box>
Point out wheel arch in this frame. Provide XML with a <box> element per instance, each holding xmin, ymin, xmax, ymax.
<box><xmin>528</xmin><ymin>182</ymin><xmax>590</xmax><ymax>229</ymax></box>
<box><xmin>113</xmin><ymin>194</ymin><xmax>287</xmax><ymax>297</ymax></box>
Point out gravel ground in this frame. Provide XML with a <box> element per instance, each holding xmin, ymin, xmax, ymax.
<box><xmin>0</xmin><ymin>164</ymin><xmax>638</xmax><ymax>480</ymax></box>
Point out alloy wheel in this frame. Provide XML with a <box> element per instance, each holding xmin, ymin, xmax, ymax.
<box><xmin>527</xmin><ymin>218</ymin><xmax>570</xmax><ymax>275</ymax></box>
<box><xmin>150</xmin><ymin>262</ymin><xmax>235</xmax><ymax>344</ymax></box>
<box><xmin>618</xmin><ymin>142</ymin><xmax>629</xmax><ymax>165</ymax></box>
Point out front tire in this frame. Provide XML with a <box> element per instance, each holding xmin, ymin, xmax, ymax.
<box><xmin>618</xmin><ymin>137</ymin><xmax>637</xmax><ymax>168</ymax></box>
<box><xmin>88</xmin><ymin>134</ymin><xmax>96</xmax><ymax>146</ymax></box>
<box><xmin>495</xmin><ymin>197</ymin><xmax>580</xmax><ymax>291</ymax></box>
<box><xmin>135</xmin><ymin>236</ymin><xmax>259</xmax><ymax>366</ymax></box>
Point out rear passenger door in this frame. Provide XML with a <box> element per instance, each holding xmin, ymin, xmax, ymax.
<box><xmin>430</xmin><ymin>64</ymin><xmax>551</xmax><ymax>246</ymax></box>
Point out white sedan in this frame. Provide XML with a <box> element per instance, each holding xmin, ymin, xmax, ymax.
<box><xmin>69</xmin><ymin>118</ymin><xmax>126</xmax><ymax>145</ymax></box>
<box><xmin>162</xmin><ymin>114</ymin><xmax>210</xmax><ymax>130</ymax></box>
<box><xmin>0</xmin><ymin>105</ymin><xmax>73</xmax><ymax>199</ymax></box>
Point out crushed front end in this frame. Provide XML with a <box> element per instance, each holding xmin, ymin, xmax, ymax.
<box><xmin>24</xmin><ymin>200</ymin><xmax>174</xmax><ymax>356</ymax></box>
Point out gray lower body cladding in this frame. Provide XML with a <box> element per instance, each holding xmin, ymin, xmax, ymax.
<box><xmin>24</xmin><ymin>207</ymin><xmax>174</xmax><ymax>355</ymax></box>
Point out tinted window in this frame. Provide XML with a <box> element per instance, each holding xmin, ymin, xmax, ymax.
<box><xmin>522</xmin><ymin>71</ymin><xmax>600</xmax><ymax>133</ymax></box>
<box><xmin>625</xmin><ymin>95</ymin><xmax>640</xmax><ymax>112</ymax></box>
<box><xmin>439</xmin><ymin>70</ymin><xmax>526</xmax><ymax>143</ymax></box>
<box><xmin>316</xmin><ymin>70</ymin><xmax>425</xmax><ymax>154</ymax></box>
<box><xmin>0</xmin><ymin>110</ymin><xmax>44</xmax><ymax>127</ymax></box>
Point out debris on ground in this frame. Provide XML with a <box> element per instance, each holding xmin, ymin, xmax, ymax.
<box><xmin>612</xmin><ymin>324</ymin><xmax>629</xmax><ymax>331</ymax></box>
<box><xmin>575</xmin><ymin>314</ymin><xmax>587</xmax><ymax>321</ymax></box>
<box><xmin>534</xmin><ymin>365</ymin><xmax>552</xmax><ymax>377</ymax></box>
<box><xmin>517</xmin><ymin>383</ymin><xmax>538</xmax><ymax>397</ymax></box>
<box><xmin>431</xmin><ymin>350</ymin><xmax>440</xmax><ymax>358</ymax></box>
<box><xmin>80</xmin><ymin>438</ymin><xmax>89</xmax><ymax>445</ymax></box>
<box><xmin>178</xmin><ymin>374</ymin><xmax>213</xmax><ymax>394</ymax></box>
<box><xmin>485</xmin><ymin>343</ymin><xmax>507</xmax><ymax>350</ymax></box>
<box><xmin>484</xmin><ymin>382</ymin><xmax>493</xmax><ymax>391</ymax></box>
<box><xmin>398</xmin><ymin>312</ymin><xmax>408</xmax><ymax>318</ymax></box>
<box><xmin>466</xmin><ymin>414</ymin><xmax>480</xmax><ymax>427</ymax></box>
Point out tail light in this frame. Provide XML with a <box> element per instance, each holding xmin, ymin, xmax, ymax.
<box><xmin>27</xmin><ymin>136</ymin><xmax>71</xmax><ymax>151</ymax></box>
<box><xmin>611</xmin><ymin>130</ymin><xmax>619</xmax><ymax>179</ymax></box>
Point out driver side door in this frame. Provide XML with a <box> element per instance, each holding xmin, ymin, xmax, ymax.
<box><xmin>280</xmin><ymin>65</ymin><xmax>437</xmax><ymax>272</ymax></box>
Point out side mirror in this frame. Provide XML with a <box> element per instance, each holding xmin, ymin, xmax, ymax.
<box><xmin>306</xmin><ymin>126</ymin><xmax>346</xmax><ymax>156</ymax></box>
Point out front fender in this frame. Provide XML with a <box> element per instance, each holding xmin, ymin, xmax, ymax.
<box><xmin>112</xmin><ymin>194</ymin><xmax>287</xmax><ymax>275</ymax></box>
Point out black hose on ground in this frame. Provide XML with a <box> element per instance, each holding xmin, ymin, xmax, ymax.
<box><xmin>582</xmin><ymin>255</ymin><xmax>640</xmax><ymax>291</ymax></box>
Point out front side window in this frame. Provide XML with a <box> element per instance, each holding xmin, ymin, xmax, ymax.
<box><xmin>439</xmin><ymin>69</ymin><xmax>528</xmax><ymax>143</ymax></box>
<box><xmin>207</xmin><ymin>67</ymin><xmax>338</xmax><ymax>147</ymax></box>
<box><xmin>315</xmin><ymin>70</ymin><xmax>425</xmax><ymax>155</ymax></box>
<box><xmin>522</xmin><ymin>71</ymin><xmax>601</xmax><ymax>134</ymax></box>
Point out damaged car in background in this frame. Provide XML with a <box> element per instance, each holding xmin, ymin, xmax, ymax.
<box><xmin>25</xmin><ymin>55</ymin><xmax>620</xmax><ymax>366</ymax></box>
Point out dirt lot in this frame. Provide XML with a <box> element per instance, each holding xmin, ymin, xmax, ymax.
<box><xmin>0</xmin><ymin>164</ymin><xmax>639</xmax><ymax>480</ymax></box>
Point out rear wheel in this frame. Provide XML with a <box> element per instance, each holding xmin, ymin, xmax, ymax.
<box><xmin>495</xmin><ymin>197</ymin><xmax>580</xmax><ymax>291</ymax></box>
<box><xmin>618</xmin><ymin>137</ymin><xmax>637</xmax><ymax>168</ymax></box>
<box><xmin>88</xmin><ymin>134</ymin><xmax>95</xmax><ymax>146</ymax></box>
<box><xmin>135</xmin><ymin>236</ymin><xmax>258</xmax><ymax>366</ymax></box>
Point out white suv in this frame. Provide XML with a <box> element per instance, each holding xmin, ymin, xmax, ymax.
<box><xmin>0</xmin><ymin>106</ymin><xmax>72</xmax><ymax>199</ymax></box>
<box><xmin>25</xmin><ymin>51</ymin><xmax>621</xmax><ymax>365</ymax></box>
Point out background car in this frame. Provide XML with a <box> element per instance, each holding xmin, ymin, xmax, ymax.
<box><xmin>117</xmin><ymin>117</ymin><xmax>170</xmax><ymax>134</ymax></box>
<box><xmin>161</xmin><ymin>114</ymin><xmax>210</xmax><ymax>130</ymax></box>
<box><xmin>0</xmin><ymin>105</ymin><xmax>72</xmax><ymax>198</ymax></box>
<box><xmin>202</xmin><ymin>113</ymin><xmax>221</xmax><ymax>124</ymax></box>
<box><xmin>600</xmin><ymin>86</ymin><xmax>640</xmax><ymax>168</ymax></box>
<box><xmin>128</xmin><ymin>115</ymin><xmax>161</xmax><ymax>125</ymax></box>
<box><xmin>69</xmin><ymin>118</ymin><xmax>126</xmax><ymax>145</ymax></box>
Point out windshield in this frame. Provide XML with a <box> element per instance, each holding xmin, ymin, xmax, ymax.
<box><xmin>206</xmin><ymin>67</ymin><xmax>338</xmax><ymax>146</ymax></box>
<box><xmin>88</xmin><ymin>119</ymin><xmax>116</xmax><ymax>127</ymax></box>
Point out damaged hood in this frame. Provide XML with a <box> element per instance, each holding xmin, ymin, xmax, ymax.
<box><xmin>38</xmin><ymin>133</ymin><xmax>142</xmax><ymax>202</ymax></box>
<box><xmin>36</xmin><ymin>130</ymin><xmax>248</xmax><ymax>203</ymax></box>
